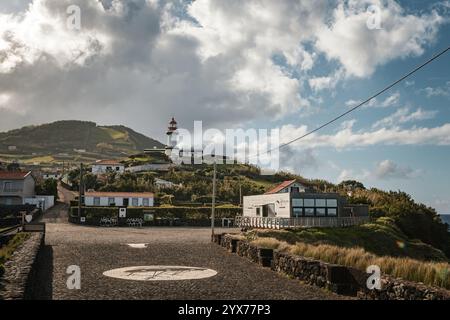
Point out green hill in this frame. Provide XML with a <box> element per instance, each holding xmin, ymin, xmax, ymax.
<box><xmin>0</xmin><ymin>120</ymin><xmax>164</xmax><ymax>163</ymax></box>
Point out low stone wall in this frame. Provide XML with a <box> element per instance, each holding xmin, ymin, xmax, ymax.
<box><xmin>0</xmin><ymin>232</ymin><xmax>45</xmax><ymax>300</ymax></box>
<box><xmin>357</xmin><ymin>277</ymin><xmax>450</xmax><ymax>300</ymax></box>
<box><xmin>214</xmin><ymin>233</ymin><xmax>450</xmax><ymax>300</ymax></box>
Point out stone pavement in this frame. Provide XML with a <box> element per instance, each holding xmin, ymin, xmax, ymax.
<box><xmin>34</xmin><ymin>212</ymin><xmax>348</xmax><ymax>300</ymax></box>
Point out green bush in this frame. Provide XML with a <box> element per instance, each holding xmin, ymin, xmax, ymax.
<box><xmin>69</xmin><ymin>205</ymin><xmax>241</xmax><ymax>226</ymax></box>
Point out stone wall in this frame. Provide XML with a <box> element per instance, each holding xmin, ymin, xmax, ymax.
<box><xmin>0</xmin><ymin>232</ymin><xmax>45</xmax><ymax>300</ymax></box>
<box><xmin>214</xmin><ymin>233</ymin><xmax>450</xmax><ymax>300</ymax></box>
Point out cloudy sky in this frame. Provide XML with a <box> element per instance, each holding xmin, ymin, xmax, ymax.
<box><xmin>0</xmin><ymin>0</ymin><xmax>449</xmax><ymax>212</ymax></box>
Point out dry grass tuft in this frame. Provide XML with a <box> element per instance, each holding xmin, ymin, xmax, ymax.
<box><xmin>251</xmin><ymin>236</ymin><xmax>450</xmax><ymax>289</ymax></box>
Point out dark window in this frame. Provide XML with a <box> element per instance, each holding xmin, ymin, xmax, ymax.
<box><xmin>256</xmin><ymin>207</ymin><xmax>261</xmax><ymax>216</ymax></box>
<box><xmin>327</xmin><ymin>208</ymin><xmax>337</xmax><ymax>216</ymax></box>
<box><xmin>293</xmin><ymin>207</ymin><xmax>302</xmax><ymax>217</ymax></box>
<box><xmin>316</xmin><ymin>208</ymin><xmax>326</xmax><ymax>216</ymax></box>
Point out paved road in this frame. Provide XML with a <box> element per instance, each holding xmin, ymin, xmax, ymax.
<box><xmin>35</xmin><ymin>207</ymin><xmax>347</xmax><ymax>300</ymax></box>
<box><xmin>58</xmin><ymin>183</ymin><xmax>76</xmax><ymax>204</ymax></box>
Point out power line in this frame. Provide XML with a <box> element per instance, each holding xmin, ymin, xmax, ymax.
<box><xmin>251</xmin><ymin>45</ymin><xmax>450</xmax><ymax>159</ymax></box>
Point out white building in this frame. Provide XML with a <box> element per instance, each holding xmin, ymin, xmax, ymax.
<box><xmin>91</xmin><ymin>160</ymin><xmax>125</xmax><ymax>175</ymax></box>
<box><xmin>42</xmin><ymin>172</ymin><xmax>62</xmax><ymax>180</ymax></box>
<box><xmin>154</xmin><ymin>178</ymin><xmax>180</xmax><ymax>189</ymax></box>
<box><xmin>243</xmin><ymin>180</ymin><xmax>346</xmax><ymax>218</ymax></box>
<box><xmin>165</xmin><ymin>117</ymin><xmax>178</xmax><ymax>156</ymax></box>
<box><xmin>84</xmin><ymin>192</ymin><xmax>154</xmax><ymax>207</ymax></box>
<box><xmin>0</xmin><ymin>171</ymin><xmax>36</xmax><ymax>205</ymax></box>
<box><xmin>24</xmin><ymin>195</ymin><xmax>55</xmax><ymax>211</ymax></box>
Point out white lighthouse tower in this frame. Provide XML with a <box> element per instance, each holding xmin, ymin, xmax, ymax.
<box><xmin>165</xmin><ymin>117</ymin><xmax>178</xmax><ymax>156</ymax></box>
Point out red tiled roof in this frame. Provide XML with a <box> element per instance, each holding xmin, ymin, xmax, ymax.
<box><xmin>85</xmin><ymin>192</ymin><xmax>154</xmax><ymax>198</ymax></box>
<box><xmin>0</xmin><ymin>171</ymin><xmax>32</xmax><ymax>180</ymax></box>
<box><xmin>265</xmin><ymin>179</ymin><xmax>297</xmax><ymax>194</ymax></box>
<box><xmin>93</xmin><ymin>160</ymin><xmax>123</xmax><ymax>165</ymax></box>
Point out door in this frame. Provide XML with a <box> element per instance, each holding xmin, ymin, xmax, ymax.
<box><xmin>123</xmin><ymin>198</ymin><xmax>129</xmax><ymax>207</ymax></box>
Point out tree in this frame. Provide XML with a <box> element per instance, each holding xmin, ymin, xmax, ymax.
<box><xmin>7</xmin><ymin>162</ymin><xmax>21</xmax><ymax>172</ymax></box>
<box><xmin>36</xmin><ymin>178</ymin><xmax>58</xmax><ymax>200</ymax></box>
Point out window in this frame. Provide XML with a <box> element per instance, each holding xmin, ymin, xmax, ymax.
<box><xmin>108</xmin><ymin>197</ymin><xmax>115</xmax><ymax>206</ymax></box>
<box><xmin>327</xmin><ymin>199</ymin><xmax>338</xmax><ymax>207</ymax></box>
<box><xmin>316</xmin><ymin>208</ymin><xmax>326</xmax><ymax>216</ymax></box>
<box><xmin>305</xmin><ymin>208</ymin><xmax>315</xmax><ymax>216</ymax></box>
<box><xmin>316</xmin><ymin>199</ymin><xmax>326</xmax><ymax>207</ymax></box>
<box><xmin>132</xmin><ymin>198</ymin><xmax>139</xmax><ymax>206</ymax></box>
<box><xmin>327</xmin><ymin>208</ymin><xmax>337</xmax><ymax>216</ymax></box>
<box><xmin>106</xmin><ymin>166</ymin><xmax>112</xmax><ymax>171</ymax></box>
<box><xmin>256</xmin><ymin>207</ymin><xmax>261</xmax><ymax>216</ymax></box>
<box><xmin>292</xmin><ymin>198</ymin><xmax>303</xmax><ymax>207</ymax></box>
<box><xmin>93</xmin><ymin>197</ymin><xmax>100</xmax><ymax>206</ymax></box>
<box><xmin>116</xmin><ymin>167</ymin><xmax>120</xmax><ymax>171</ymax></box>
<box><xmin>291</xmin><ymin>187</ymin><xmax>300</xmax><ymax>193</ymax></box>
<box><xmin>293</xmin><ymin>207</ymin><xmax>302</xmax><ymax>218</ymax></box>
<box><xmin>304</xmin><ymin>199</ymin><xmax>315</xmax><ymax>207</ymax></box>
<box><xmin>4</xmin><ymin>182</ymin><xmax>12</xmax><ymax>191</ymax></box>
<box><xmin>143</xmin><ymin>198</ymin><xmax>149</xmax><ymax>206</ymax></box>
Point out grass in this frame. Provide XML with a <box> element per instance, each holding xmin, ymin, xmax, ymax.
<box><xmin>101</xmin><ymin>127</ymin><xmax>128</xmax><ymax>140</ymax></box>
<box><xmin>0</xmin><ymin>232</ymin><xmax>30</xmax><ymax>277</ymax></box>
<box><xmin>22</xmin><ymin>155</ymin><xmax>55</xmax><ymax>164</ymax></box>
<box><xmin>250</xmin><ymin>217</ymin><xmax>448</xmax><ymax>262</ymax></box>
<box><xmin>249</xmin><ymin>237</ymin><xmax>450</xmax><ymax>289</ymax></box>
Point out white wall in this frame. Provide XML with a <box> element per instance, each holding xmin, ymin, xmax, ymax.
<box><xmin>243</xmin><ymin>193</ymin><xmax>291</xmax><ymax>218</ymax></box>
<box><xmin>24</xmin><ymin>195</ymin><xmax>55</xmax><ymax>211</ymax></box>
<box><xmin>92</xmin><ymin>165</ymin><xmax>125</xmax><ymax>174</ymax></box>
<box><xmin>84</xmin><ymin>196</ymin><xmax>154</xmax><ymax>207</ymax></box>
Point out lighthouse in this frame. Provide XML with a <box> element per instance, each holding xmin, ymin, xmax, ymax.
<box><xmin>165</xmin><ymin>117</ymin><xmax>178</xmax><ymax>156</ymax></box>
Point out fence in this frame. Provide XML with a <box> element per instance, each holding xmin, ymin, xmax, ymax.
<box><xmin>235</xmin><ymin>216</ymin><xmax>370</xmax><ymax>229</ymax></box>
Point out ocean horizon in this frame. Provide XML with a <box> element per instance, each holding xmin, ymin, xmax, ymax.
<box><xmin>439</xmin><ymin>214</ymin><xmax>450</xmax><ymax>230</ymax></box>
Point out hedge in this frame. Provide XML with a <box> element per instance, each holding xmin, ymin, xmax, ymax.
<box><xmin>69</xmin><ymin>206</ymin><xmax>241</xmax><ymax>226</ymax></box>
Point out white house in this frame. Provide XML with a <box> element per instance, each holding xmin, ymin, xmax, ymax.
<box><xmin>42</xmin><ymin>172</ymin><xmax>62</xmax><ymax>180</ymax></box>
<box><xmin>243</xmin><ymin>180</ymin><xmax>346</xmax><ymax>218</ymax></box>
<box><xmin>154</xmin><ymin>178</ymin><xmax>180</xmax><ymax>189</ymax></box>
<box><xmin>0</xmin><ymin>171</ymin><xmax>36</xmax><ymax>205</ymax></box>
<box><xmin>84</xmin><ymin>192</ymin><xmax>154</xmax><ymax>207</ymax></box>
<box><xmin>243</xmin><ymin>180</ymin><xmax>369</xmax><ymax>219</ymax></box>
<box><xmin>91</xmin><ymin>160</ymin><xmax>125</xmax><ymax>175</ymax></box>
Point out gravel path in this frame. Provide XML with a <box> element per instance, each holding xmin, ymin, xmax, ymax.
<box><xmin>34</xmin><ymin>209</ymin><xmax>348</xmax><ymax>300</ymax></box>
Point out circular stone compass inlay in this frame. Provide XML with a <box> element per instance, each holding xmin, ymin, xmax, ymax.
<box><xmin>103</xmin><ymin>266</ymin><xmax>218</xmax><ymax>281</ymax></box>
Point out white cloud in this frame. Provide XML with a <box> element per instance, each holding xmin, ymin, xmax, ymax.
<box><xmin>315</xmin><ymin>0</ymin><xmax>445</xmax><ymax>78</ymax></box>
<box><xmin>380</xmin><ymin>92</ymin><xmax>400</xmax><ymax>108</ymax></box>
<box><xmin>0</xmin><ymin>0</ymin><xmax>446</xmax><ymax>134</ymax></box>
<box><xmin>421</xmin><ymin>81</ymin><xmax>450</xmax><ymax>98</ymax></box>
<box><xmin>279</xmin><ymin>121</ymin><xmax>450</xmax><ymax>149</ymax></box>
<box><xmin>336</xmin><ymin>159</ymin><xmax>421</xmax><ymax>183</ymax></box>
<box><xmin>338</xmin><ymin>168</ymin><xmax>370</xmax><ymax>182</ymax></box>
<box><xmin>374</xmin><ymin>159</ymin><xmax>421</xmax><ymax>179</ymax></box>
<box><xmin>345</xmin><ymin>92</ymin><xmax>400</xmax><ymax>109</ymax></box>
<box><xmin>308</xmin><ymin>69</ymin><xmax>344</xmax><ymax>92</ymax></box>
<box><xmin>372</xmin><ymin>107</ymin><xmax>437</xmax><ymax>128</ymax></box>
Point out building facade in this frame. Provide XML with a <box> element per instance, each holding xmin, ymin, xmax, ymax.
<box><xmin>243</xmin><ymin>180</ymin><xmax>368</xmax><ymax>218</ymax></box>
<box><xmin>84</xmin><ymin>192</ymin><xmax>154</xmax><ymax>207</ymax></box>
<box><xmin>0</xmin><ymin>171</ymin><xmax>36</xmax><ymax>205</ymax></box>
<box><xmin>91</xmin><ymin>160</ymin><xmax>125</xmax><ymax>175</ymax></box>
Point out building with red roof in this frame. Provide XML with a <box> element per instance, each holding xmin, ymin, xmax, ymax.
<box><xmin>0</xmin><ymin>171</ymin><xmax>36</xmax><ymax>205</ymax></box>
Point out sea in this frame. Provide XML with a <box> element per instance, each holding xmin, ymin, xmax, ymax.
<box><xmin>440</xmin><ymin>214</ymin><xmax>450</xmax><ymax>231</ymax></box>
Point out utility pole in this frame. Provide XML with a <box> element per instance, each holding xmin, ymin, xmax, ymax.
<box><xmin>239</xmin><ymin>183</ymin><xmax>242</xmax><ymax>207</ymax></box>
<box><xmin>78</xmin><ymin>163</ymin><xmax>84</xmax><ymax>218</ymax></box>
<box><xmin>211</xmin><ymin>157</ymin><xmax>217</xmax><ymax>241</ymax></box>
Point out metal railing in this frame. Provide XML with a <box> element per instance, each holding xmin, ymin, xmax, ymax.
<box><xmin>0</xmin><ymin>225</ymin><xmax>22</xmax><ymax>238</ymax></box>
<box><xmin>235</xmin><ymin>216</ymin><xmax>370</xmax><ymax>229</ymax></box>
